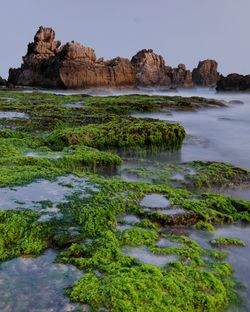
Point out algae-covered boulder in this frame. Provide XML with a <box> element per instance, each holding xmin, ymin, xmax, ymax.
<box><xmin>47</xmin><ymin>119</ymin><xmax>185</xmax><ymax>150</ymax></box>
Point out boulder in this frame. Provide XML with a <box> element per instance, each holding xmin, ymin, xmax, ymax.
<box><xmin>192</xmin><ymin>60</ymin><xmax>219</xmax><ymax>86</ymax></box>
<box><xmin>131</xmin><ymin>49</ymin><xmax>171</xmax><ymax>86</ymax></box>
<box><xmin>216</xmin><ymin>74</ymin><xmax>250</xmax><ymax>91</ymax></box>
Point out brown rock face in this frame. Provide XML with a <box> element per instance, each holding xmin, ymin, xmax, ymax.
<box><xmin>216</xmin><ymin>74</ymin><xmax>250</xmax><ymax>91</ymax></box>
<box><xmin>131</xmin><ymin>49</ymin><xmax>171</xmax><ymax>86</ymax></box>
<box><xmin>168</xmin><ymin>64</ymin><xmax>194</xmax><ymax>88</ymax></box>
<box><xmin>8</xmin><ymin>26</ymin><xmax>220</xmax><ymax>89</ymax></box>
<box><xmin>192</xmin><ymin>60</ymin><xmax>219</xmax><ymax>87</ymax></box>
<box><xmin>9</xmin><ymin>26</ymin><xmax>136</xmax><ymax>89</ymax></box>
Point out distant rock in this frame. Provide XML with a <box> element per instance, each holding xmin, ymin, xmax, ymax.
<box><xmin>0</xmin><ymin>76</ymin><xmax>6</xmax><ymax>86</ymax></box>
<box><xmin>9</xmin><ymin>26</ymin><xmax>136</xmax><ymax>89</ymax></box>
<box><xmin>131</xmin><ymin>49</ymin><xmax>171</xmax><ymax>86</ymax></box>
<box><xmin>216</xmin><ymin>74</ymin><xmax>250</xmax><ymax>91</ymax></box>
<box><xmin>192</xmin><ymin>60</ymin><xmax>219</xmax><ymax>87</ymax></box>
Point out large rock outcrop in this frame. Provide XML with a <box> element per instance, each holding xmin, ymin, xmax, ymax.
<box><xmin>9</xmin><ymin>26</ymin><xmax>136</xmax><ymax>89</ymax></box>
<box><xmin>192</xmin><ymin>60</ymin><xmax>219</xmax><ymax>87</ymax></box>
<box><xmin>216</xmin><ymin>74</ymin><xmax>250</xmax><ymax>91</ymax></box>
<box><xmin>131</xmin><ymin>49</ymin><xmax>171</xmax><ymax>86</ymax></box>
<box><xmin>8</xmin><ymin>26</ymin><xmax>220</xmax><ymax>89</ymax></box>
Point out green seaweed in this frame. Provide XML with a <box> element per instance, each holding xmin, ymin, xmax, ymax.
<box><xmin>47</xmin><ymin>118</ymin><xmax>185</xmax><ymax>150</ymax></box>
<box><xmin>0</xmin><ymin>210</ymin><xmax>52</xmax><ymax>261</ymax></box>
<box><xmin>210</xmin><ymin>237</ymin><xmax>246</xmax><ymax>247</ymax></box>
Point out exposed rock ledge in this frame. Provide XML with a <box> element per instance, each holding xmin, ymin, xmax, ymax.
<box><xmin>8</xmin><ymin>26</ymin><xmax>219</xmax><ymax>89</ymax></box>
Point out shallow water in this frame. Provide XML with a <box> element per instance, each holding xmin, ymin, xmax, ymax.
<box><xmin>189</xmin><ymin>225</ymin><xmax>250</xmax><ymax>312</ymax></box>
<box><xmin>117</xmin><ymin>214</ymin><xmax>141</xmax><ymax>224</ymax></box>
<box><xmin>155</xmin><ymin>207</ymin><xmax>186</xmax><ymax>216</ymax></box>
<box><xmin>140</xmin><ymin>194</ymin><xmax>170</xmax><ymax>208</ymax></box>
<box><xmin>62</xmin><ymin>101</ymin><xmax>85</xmax><ymax>108</ymax></box>
<box><xmin>132</xmin><ymin>89</ymin><xmax>250</xmax><ymax>171</ymax></box>
<box><xmin>0</xmin><ymin>175</ymin><xmax>96</xmax><ymax>221</ymax></box>
<box><xmin>122</xmin><ymin>246</ymin><xmax>178</xmax><ymax>267</ymax></box>
<box><xmin>156</xmin><ymin>238</ymin><xmax>180</xmax><ymax>248</ymax></box>
<box><xmin>24</xmin><ymin>151</ymin><xmax>63</xmax><ymax>159</ymax></box>
<box><xmin>0</xmin><ymin>111</ymin><xmax>28</xmax><ymax>119</ymax></box>
<box><xmin>0</xmin><ymin>249</ymin><xmax>84</xmax><ymax>312</ymax></box>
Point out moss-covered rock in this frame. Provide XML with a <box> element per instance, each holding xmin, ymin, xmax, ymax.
<box><xmin>47</xmin><ymin>118</ymin><xmax>185</xmax><ymax>150</ymax></box>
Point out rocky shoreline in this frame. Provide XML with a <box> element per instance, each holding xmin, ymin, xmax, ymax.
<box><xmin>5</xmin><ymin>26</ymin><xmax>219</xmax><ymax>89</ymax></box>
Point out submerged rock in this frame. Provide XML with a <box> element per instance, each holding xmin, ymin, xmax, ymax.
<box><xmin>216</xmin><ymin>73</ymin><xmax>250</xmax><ymax>91</ymax></box>
<box><xmin>192</xmin><ymin>59</ymin><xmax>219</xmax><ymax>87</ymax></box>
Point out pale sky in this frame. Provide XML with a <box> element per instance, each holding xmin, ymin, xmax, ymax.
<box><xmin>0</xmin><ymin>0</ymin><xmax>249</xmax><ymax>77</ymax></box>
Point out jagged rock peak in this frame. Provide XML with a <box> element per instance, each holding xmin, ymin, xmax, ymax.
<box><xmin>27</xmin><ymin>26</ymin><xmax>61</xmax><ymax>56</ymax></box>
<box><xmin>131</xmin><ymin>49</ymin><xmax>170</xmax><ymax>86</ymax></box>
<box><xmin>192</xmin><ymin>59</ymin><xmax>219</xmax><ymax>87</ymax></box>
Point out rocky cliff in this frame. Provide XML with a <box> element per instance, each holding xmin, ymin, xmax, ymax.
<box><xmin>8</xmin><ymin>26</ymin><xmax>219</xmax><ymax>89</ymax></box>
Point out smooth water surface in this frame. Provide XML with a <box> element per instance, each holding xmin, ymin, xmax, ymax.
<box><xmin>122</xmin><ymin>246</ymin><xmax>178</xmax><ymax>267</ymax></box>
<box><xmin>0</xmin><ymin>250</ymin><xmax>84</xmax><ymax>312</ymax></box>
<box><xmin>0</xmin><ymin>175</ymin><xmax>97</xmax><ymax>222</ymax></box>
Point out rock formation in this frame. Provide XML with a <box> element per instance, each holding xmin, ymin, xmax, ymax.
<box><xmin>216</xmin><ymin>74</ymin><xmax>250</xmax><ymax>91</ymax></box>
<box><xmin>9</xmin><ymin>26</ymin><xmax>136</xmax><ymax>89</ymax></box>
<box><xmin>0</xmin><ymin>76</ymin><xmax>6</xmax><ymax>86</ymax></box>
<box><xmin>131</xmin><ymin>50</ymin><xmax>196</xmax><ymax>88</ymax></box>
<box><xmin>192</xmin><ymin>60</ymin><xmax>219</xmax><ymax>87</ymax></box>
<box><xmin>167</xmin><ymin>64</ymin><xmax>194</xmax><ymax>88</ymax></box>
<box><xmin>8</xmin><ymin>26</ymin><xmax>220</xmax><ymax>89</ymax></box>
<box><xmin>131</xmin><ymin>49</ymin><xmax>171</xmax><ymax>86</ymax></box>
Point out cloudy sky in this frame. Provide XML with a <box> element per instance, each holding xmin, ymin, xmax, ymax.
<box><xmin>0</xmin><ymin>0</ymin><xmax>249</xmax><ymax>77</ymax></box>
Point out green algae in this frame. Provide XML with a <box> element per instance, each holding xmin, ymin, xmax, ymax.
<box><xmin>189</xmin><ymin>161</ymin><xmax>250</xmax><ymax>190</ymax></box>
<box><xmin>47</xmin><ymin>118</ymin><xmax>185</xmax><ymax>150</ymax></box>
<box><xmin>0</xmin><ymin>90</ymin><xmax>247</xmax><ymax>311</ymax></box>
<box><xmin>0</xmin><ymin>91</ymin><xmax>224</xmax><ymax>133</ymax></box>
<box><xmin>195</xmin><ymin>221</ymin><xmax>215</xmax><ymax>232</ymax></box>
<box><xmin>210</xmin><ymin>237</ymin><xmax>246</xmax><ymax>247</ymax></box>
<box><xmin>67</xmin><ymin>263</ymin><xmax>234</xmax><ymax>312</ymax></box>
<box><xmin>124</xmin><ymin>160</ymin><xmax>250</xmax><ymax>191</ymax></box>
<box><xmin>0</xmin><ymin>210</ymin><xmax>52</xmax><ymax>261</ymax></box>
